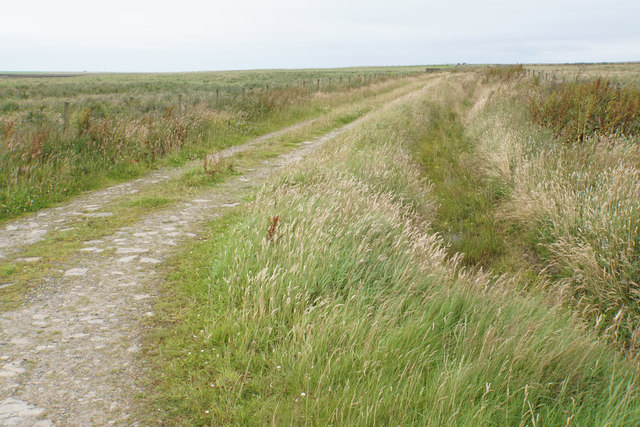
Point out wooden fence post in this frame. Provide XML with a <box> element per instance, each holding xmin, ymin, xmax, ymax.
<box><xmin>178</xmin><ymin>94</ymin><xmax>184</xmax><ymax>113</ymax></box>
<box><xmin>242</xmin><ymin>87</ymin><xmax>246</xmax><ymax>97</ymax></box>
<box><xmin>216</xmin><ymin>89</ymin><xmax>219</xmax><ymax>102</ymax></box>
<box><xmin>317</xmin><ymin>79</ymin><xmax>320</xmax><ymax>91</ymax></box>
<box><xmin>63</xmin><ymin>101</ymin><xmax>71</xmax><ymax>135</ymax></box>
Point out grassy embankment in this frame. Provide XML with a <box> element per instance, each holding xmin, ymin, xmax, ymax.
<box><xmin>470</xmin><ymin>66</ymin><xmax>640</xmax><ymax>352</ymax></box>
<box><xmin>144</xmin><ymin>73</ymin><xmax>640</xmax><ymax>425</ymax></box>
<box><xmin>0</xmin><ymin>67</ymin><xmax>429</xmax><ymax>221</ymax></box>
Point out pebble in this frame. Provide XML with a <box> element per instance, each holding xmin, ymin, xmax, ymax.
<box><xmin>139</xmin><ymin>257</ymin><xmax>161</xmax><ymax>264</ymax></box>
<box><xmin>16</xmin><ymin>257</ymin><xmax>42</xmax><ymax>263</ymax></box>
<box><xmin>80</xmin><ymin>247</ymin><xmax>104</xmax><ymax>253</ymax></box>
<box><xmin>0</xmin><ymin>398</ymin><xmax>45</xmax><ymax>421</ymax></box>
<box><xmin>65</xmin><ymin>268</ymin><xmax>89</xmax><ymax>277</ymax></box>
<box><xmin>27</xmin><ymin>229</ymin><xmax>47</xmax><ymax>241</ymax></box>
<box><xmin>117</xmin><ymin>256</ymin><xmax>138</xmax><ymax>263</ymax></box>
<box><xmin>83</xmin><ymin>212</ymin><xmax>114</xmax><ymax>218</ymax></box>
<box><xmin>0</xmin><ymin>362</ymin><xmax>25</xmax><ymax>378</ymax></box>
<box><xmin>116</xmin><ymin>248</ymin><xmax>148</xmax><ymax>254</ymax></box>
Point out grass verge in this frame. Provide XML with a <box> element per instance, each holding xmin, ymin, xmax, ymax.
<box><xmin>142</xmin><ymin>74</ymin><xmax>640</xmax><ymax>425</ymax></box>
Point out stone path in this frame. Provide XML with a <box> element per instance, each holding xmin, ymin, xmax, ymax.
<box><xmin>0</xmin><ymin>117</ymin><xmax>317</xmax><ymax>261</ymax></box>
<box><xmin>0</xmin><ymin>118</ymin><xmax>360</xmax><ymax>426</ymax></box>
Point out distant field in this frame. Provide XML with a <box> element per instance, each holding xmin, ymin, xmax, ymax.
<box><xmin>525</xmin><ymin>62</ymin><xmax>640</xmax><ymax>86</ymax></box>
<box><xmin>0</xmin><ymin>66</ymin><xmax>432</xmax><ymax>220</ymax></box>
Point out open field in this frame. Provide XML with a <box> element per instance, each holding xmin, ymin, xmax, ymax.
<box><xmin>525</xmin><ymin>62</ymin><xmax>640</xmax><ymax>86</ymax></box>
<box><xmin>0</xmin><ymin>66</ymin><xmax>429</xmax><ymax>221</ymax></box>
<box><xmin>1</xmin><ymin>64</ymin><xmax>640</xmax><ymax>425</ymax></box>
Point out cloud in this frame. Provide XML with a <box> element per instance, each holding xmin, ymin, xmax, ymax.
<box><xmin>1</xmin><ymin>0</ymin><xmax>638</xmax><ymax>71</ymax></box>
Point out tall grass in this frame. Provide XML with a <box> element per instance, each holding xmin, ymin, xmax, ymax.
<box><xmin>147</xmin><ymin>75</ymin><xmax>640</xmax><ymax>425</ymax></box>
<box><xmin>473</xmin><ymin>80</ymin><xmax>640</xmax><ymax>352</ymax></box>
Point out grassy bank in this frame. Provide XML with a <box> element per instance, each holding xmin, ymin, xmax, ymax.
<box><xmin>0</xmin><ymin>69</ymin><xmax>425</xmax><ymax>221</ymax></box>
<box><xmin>471</xmin><ymin>71</ymin><xmax>640</xmax><ymax>352</ymax></box>
<box><xmin>144</xmin><ymin>75</ymin><xmax>640</xmax><ymax>425</ymax></box>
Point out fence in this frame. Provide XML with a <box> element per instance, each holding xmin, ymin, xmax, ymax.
<box><xmin>522</xmin><ymin>68</ymin><xmax>625</xmax><ymax>89</ymax></box>
<box><xmin>57</xmin><ymin>71</ymin><xmax>425</xmax><ymax>133</ymax></box>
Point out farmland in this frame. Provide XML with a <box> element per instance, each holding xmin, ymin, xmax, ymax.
<box><xmin>1</xmin><ymin>64</ymin><xmax>640</xmax><ymax>425</ymax></box>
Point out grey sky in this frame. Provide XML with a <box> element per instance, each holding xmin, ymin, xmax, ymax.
<box><xmin>2</xmin><ymin>0</ymin><xmax>638</xmax><ymax>71</ymax></box>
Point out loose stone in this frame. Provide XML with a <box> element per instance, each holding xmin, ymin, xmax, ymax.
<box><xmin>65</xmin><ymin>268</ymin><xmax>89</xmax><ymax>277</ymax></box>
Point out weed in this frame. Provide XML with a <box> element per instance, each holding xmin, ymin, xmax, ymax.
<box><xmin>529</xmin><ymin>78</ymin><xmax>640</xmax><ymax>142</ymax></box>
<box><xmin>266</xmin><ymin>215</ymin><xmax>279</xmax><ymax>241</ymax></box>
<box><xmin>203</xmin><ymin>154</ymin><xmax>231</xmax><ymax>176</ymax></box>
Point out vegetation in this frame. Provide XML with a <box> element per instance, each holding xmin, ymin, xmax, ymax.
<box><xmin>469</xmin><ymin>67</ymin><xmax>640</xmax><ymax>352</ymax></box>
<box><xmin>529</xmin><ymin>78</ymin><xmax>640</xmax><ymax>142</ymax></box>
<box><xmin>144</xmin><ymin>73</ymin><xmax>640</xmax><ymax>425</ymax></box>
<box><xmin>0</xmin><ymin>67</ymin><xmax>425</xmax><ymax>221</ymax></box>
<box><xmin>5</xmin><ymin>63</ymin><xmax>640</xmax><ymax>424</ymax></box>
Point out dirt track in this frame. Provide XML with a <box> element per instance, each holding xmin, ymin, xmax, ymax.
<box><xmin>0</xmin><ymin>117</ymin><xmax>359</xmax><ymax>426</ymax></box>
<box><xmin>0</xmin><ymin>79</ymin><xmax>432</xmax><ymax>425</ymax></box>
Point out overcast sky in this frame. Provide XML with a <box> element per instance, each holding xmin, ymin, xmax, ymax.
<box><xmin>2</xmin><ymin>0</ymin><xmax>639</xmax><ymax>72</ymax></box>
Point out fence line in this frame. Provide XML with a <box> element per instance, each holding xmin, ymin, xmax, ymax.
<box><xmin>55</xmin><ymin>71</ymin><xmax>425</xmax><ymax>133</ymax></box>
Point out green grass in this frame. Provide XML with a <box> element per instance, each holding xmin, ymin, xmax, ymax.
<box><xmin>142</xmin><ymin>75</ymin><xmax>640</xmax><ymax>425</ymax></box>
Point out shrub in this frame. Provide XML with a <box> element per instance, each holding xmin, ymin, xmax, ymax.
<box><xmin>529</xmin><ymin>78</ymin><xmax>640</xmax><ymax>143</ymax></box>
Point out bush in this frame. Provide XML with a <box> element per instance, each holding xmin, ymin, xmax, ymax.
<box><xmin>529</xmin><ymin>78</ymin><xmax>640</xmax><ymax>143</ymax></box>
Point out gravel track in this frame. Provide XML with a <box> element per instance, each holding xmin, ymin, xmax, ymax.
<box><xmin>0</xmin><ymin>119</ymin><xmax>357</xmax><ymax>426</ymax></box>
